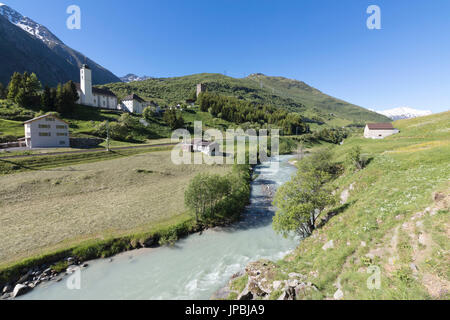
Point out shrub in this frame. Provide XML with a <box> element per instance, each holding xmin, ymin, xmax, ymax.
<box><xmin>347</xmin><ymin>146</ymin><xmax>369</xmax><ymax>170</ymax></box>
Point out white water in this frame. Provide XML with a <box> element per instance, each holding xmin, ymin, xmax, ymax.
<box><xmin>21</xmin><ymin>155</ymin><xmax>298</xmax><ymax>300</ymax></box>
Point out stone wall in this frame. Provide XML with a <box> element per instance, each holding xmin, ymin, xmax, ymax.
<box><xmin>69</xmin><ymin>137</ymin><xmax>103</xmax><ymax>148</ymax></box>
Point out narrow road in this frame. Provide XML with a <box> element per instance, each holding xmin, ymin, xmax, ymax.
<box><xmin>0</xmin><ymin>143</ymin><xmax>176</xmax><ymax>160</ymax></box>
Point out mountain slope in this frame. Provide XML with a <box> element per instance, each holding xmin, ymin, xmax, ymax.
<box><xmin>0</xmin><ymin>3</ymin><xmax>120</xmax><ymax>86</ymax></box>
<box><xmin>247</xmin><ymin>73</ymin><xmax>391</xmax><ymax>123</ymax></box>
<box><xmin>103</xmin><ymin>73</ymin><xmax>391</xmax><ymax>125</ymax></box>
<box><xmin>0</xmin><ymin>14</ymin><xmax>78</xmax><ymax>86</ymax></box>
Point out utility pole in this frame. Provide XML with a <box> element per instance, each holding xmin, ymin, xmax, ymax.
<box><xmin>106</xmin><ymin>121</ymin><xmax>110</xmax><ymax>152</ymax></box>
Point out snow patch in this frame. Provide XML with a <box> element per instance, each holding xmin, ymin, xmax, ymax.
<box><xmin>376</xmin><ymin>107</ymin><xmax>432</xmax><ymax>120</ymax></box>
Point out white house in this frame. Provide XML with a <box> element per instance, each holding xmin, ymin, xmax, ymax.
<box><xmin>364</xmin><ymin>123</ymin><xmax>399</xmax><ymax>139</ymax></box>
<box><xmin>76</xmin><ymin>64</ymin><xmax>118</xmax><ymax>110</ymax></box>
<box><xmin>184</xmin><ymin>139</ymin><xmax>220</xmax><ymax>156</ymax></box>
<box><xmin>24</xmin><ymin>114</ymin><xmax>70</xmax><ymax>148</ymax></box>
<box><xmin>120</xmin><ymin>94</ymin><xmax>147</xmax><ymax>114</ymax></box>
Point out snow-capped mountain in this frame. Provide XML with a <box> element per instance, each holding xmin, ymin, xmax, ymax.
<box><xmin>0</xmin><ymin>2</ymin><xmax>120</xmax><ymax>85</ymax></box>
<box><xmin>120</xmin><ymin>74</ymin><xmax>152</xmax><ymax>83</ymax></box>
<box><xmin>377</xmin><ymin>107</ymin><xmax>432</xmax><ymax>120</ymax></box>
<box><xmin>0</xmin><ymin>2</ymin><xmax>60</xmax><ymax>45</ymax></box>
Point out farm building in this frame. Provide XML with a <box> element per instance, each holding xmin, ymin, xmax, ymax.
<box><xmin>183</xmin><ymin>139</ymin><xmax>220</xmax><ymax>156</ymax></box>
<box><xmin>24</xmin><ymin>114</ymin><xmax>70</xmax><ymax>148</ymax></box>
<box><xmin>364</xmin><ymin>123</ymin><xmax>399</xmax><ymax>139</ymax></box>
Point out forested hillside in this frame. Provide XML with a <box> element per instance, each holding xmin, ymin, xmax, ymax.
<box><xmin>102</xmin><ymin>73</ymin><xmax>391</xmax><ymax>126</ymax></box>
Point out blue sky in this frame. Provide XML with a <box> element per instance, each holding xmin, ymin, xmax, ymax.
<box><xmin>3</xmin><ymin>0</ymin><xmax>450</xmax><ymax>113</ymax></box>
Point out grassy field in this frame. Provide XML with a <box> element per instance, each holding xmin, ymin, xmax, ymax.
<box><xmin>278</xmin><ymin>111</ymin><xmax>450</xmax><ymax>299</ymax></box>
<box><xmin>0</xmin><ymin>119</ymin><xmax>24</xmax><ymax>137</ymax></box>
<box><xmin>0</xmin><ymin>150</ymin><xmax>232</xmax><ymax>267</ymax></box>
<box><xmin>228</xmin><ymin>111</ymin><xmax>449</xmax><ymax>300</ymax></box>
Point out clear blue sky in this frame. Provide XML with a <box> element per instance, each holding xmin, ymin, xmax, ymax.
<box><xmin>4</xmin><ymin>0</ymin><xmax>450</xmax><ymax>113</ymax></box>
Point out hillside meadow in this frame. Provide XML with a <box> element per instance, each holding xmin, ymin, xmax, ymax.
<box><xmin>279</xmin><ymin>111</ymin><xmax>449</xmax><ymax>299</ymax></box>
<box><xmin>227</xmin><ymin>111</ymin><xmax>449</xmax><ymax>300</ymax></box>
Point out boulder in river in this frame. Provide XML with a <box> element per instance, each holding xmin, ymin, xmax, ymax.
<box><xmin>12</xmin><ymin>284</ymin><xmax>32</xmax><ymax>298</ymax></box>
<box><xmin>2</xmin><ymin>284</ymin><xmax>12</xmax><ymax>294</ymax></box>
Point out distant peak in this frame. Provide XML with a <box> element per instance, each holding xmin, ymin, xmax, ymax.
<box><xmin>376</xmin><ymin>107</ymin><xmax>432</xmax><ymax>120</ymax></box>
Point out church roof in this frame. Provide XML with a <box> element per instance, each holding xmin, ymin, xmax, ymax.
<box><xmin>75</xmin><ymin>83</ymin><xmax>116</xmax><ymax>97</ymax></box>
<box><xmin>122</xmin><ymin>94</ymin><xmax>146</xmax><ymax>103</ymax></box>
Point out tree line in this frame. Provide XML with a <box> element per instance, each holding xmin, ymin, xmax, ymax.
<box><xmin>1</xmin><ymin>72</ymin><xmax>79</xmax><ymax>114</ymax></box>
<box><xmin>197</xmin><ymin>92</ymin><xmax>309</xmax><ymax>135</ymax></box>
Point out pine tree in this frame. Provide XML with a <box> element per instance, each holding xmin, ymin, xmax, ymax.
<box><xmin>7</xmin><ymin>72</ymin><xmax>22</xmax><ymax>101</ymax></box>
<box><xmin>41</xmin><ymin>86</ymin><xmax>51</xmax><ymax>110</ymax></box>
<box><xmin>49</xmin><ymin>87</ymin><xmax>57</xmax><ymax>110</ymax></box>
<box><xmin>26</xmin><ymin>73</ymin><xmax>41</xmax><ymax>95</ymax></box>
<box><xmin>0</xmin><ymin>83</ymin><xmax>6</xmax><ymax>99</ymax></box>
<box><xmin>55</xmin><ymin>83</ymin><xmax>64</xmax><ymax>114</ymax></box>
<box><xmin>15</xmin><ymin>87</ymin><xmax>27</xmax><ymax>107</ymax></box>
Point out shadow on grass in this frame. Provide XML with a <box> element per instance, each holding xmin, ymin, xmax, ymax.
<box><xmin>316</xmin><ymin>201</ymin><xmax>356</xmax><ymax>229</ymax></box>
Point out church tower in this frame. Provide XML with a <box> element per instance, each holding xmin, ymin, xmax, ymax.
<box><xmin>80</xmin><ymin>64</ymin><xmax>93</xmax><ymax>106</ymax></box>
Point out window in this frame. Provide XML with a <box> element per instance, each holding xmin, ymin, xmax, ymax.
<box><xmin>59</xmin><ymin>141</ymin><xmax>66</xmax><ymax>145</ymax></box>
<box><xmin>39</xmin><ymin>124</ymin><xmax>51</xmax><ymax>129</ymax></box>
<box><xmin>57</xmin><ymin>133</ymin><xmax>67</xmax><ymax>136</ymax></box>
<box><xmin>45</xmin><ymin>118</ymin><xmax>55</xmax><ymax>122</ymax></box>
<box><xmin>56</xmin><ymin>125</ymin><xmax>67</xmax><ymax>129</ymax></box>
<box><xmin>39</xmin><ymin>132</ymin><xmax>51</xmax><ymax>137</ymax></box>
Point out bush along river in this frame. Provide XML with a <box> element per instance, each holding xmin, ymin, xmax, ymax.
<box><xmin>18</xmin><ymin>155</ymin><xmax>298</xmax><ymax>300</ymax></box>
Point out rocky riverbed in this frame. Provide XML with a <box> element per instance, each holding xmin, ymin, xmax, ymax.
<box><xmin>1</xmin><ymin>257</ymin><xmax>89</xmax><ymax>300</ymax></box>
<box><xmin>212</xmin><ymin>260</ymin><xmax>319</xmax><ymax>300</ymax></box>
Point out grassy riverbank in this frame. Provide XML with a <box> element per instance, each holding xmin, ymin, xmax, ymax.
<box><xmin>227</xmin><ymin>111</ymin><xmax>450</xmax><ymax>300</ymax></box>
<box><xmin>0</xmin><ymin>148</ymin><xmax>255</xmax><ymax>287</ymax></box>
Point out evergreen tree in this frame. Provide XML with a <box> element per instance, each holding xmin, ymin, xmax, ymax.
<box><xmin>41</xmin><ymin>86</ymin><xmax>52</xmax><ymax>110</ymax></box>
<box><xmin>55</xmin><ymin>83</ymin><xmax>64</xmax><ymax>113</ymax></box>
<box><xmin>7</xmin><ymin>72</ymin><xmax>41</xmax><ymax>106</ymax></box>
<box><xmin>7</xmin><ymin>72</ymin><xmax>22</xmax><ymax>101</ymax></box>
<box><xmin>25</xmin><ymin>73</ymin><xmax>41</xmax><ymax>95</ymax></box>
<box><xmin>49</xmin><ymin>87</ymin><xmax>57</xmax><ymax>110</ymax></box>
<box><xmin>0</xmin><ymin>83</ymin><xmax>6</xmax><ymax>99</ymax></box>
<box><xmin>15</xmin><ymin>87</ymin><xmax>27</xmax><ymax>107</ymax></box>
<box><xmin>53</xmin><ymin>81</ymin><xmax>79</xmax><ymax>114</ymax></box>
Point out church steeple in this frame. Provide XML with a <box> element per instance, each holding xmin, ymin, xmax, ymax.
<box><xmin>80</xmin><ymin>64</ymin><xmax>93</xmax><ymax>105</ymax></box>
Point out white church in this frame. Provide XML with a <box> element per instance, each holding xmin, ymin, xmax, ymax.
<box><xmin>76</xmin><ymin>64</ymin><xmax>118</xmax><ymax>110</ymax></box>
<box><xmin>75</xmin><ymin>65</ymin><xmax>150</xmax><ymax>114</ymax></box>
